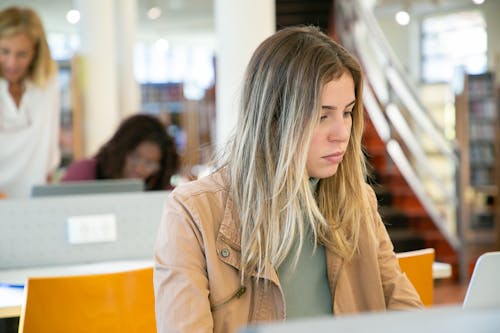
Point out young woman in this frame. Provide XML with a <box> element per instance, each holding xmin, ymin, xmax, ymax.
<box><xmin>62</xmin><ymin>114</ymin><xmax>179</xmax><ymax>190</ymax></box>
<box><xmin>154</xmin><ymin>26</ymin><xmax>422</xmax><ymax>333</ymax></box>
<box><xmin>0</xmin><ymin>6</ymin><xmax>60</xmax><ymax>198</ymax></box>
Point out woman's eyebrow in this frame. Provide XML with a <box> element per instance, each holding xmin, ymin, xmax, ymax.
<box><xmin>321</xmin><ymin>99</ymin><xmax>356</xmax><ymax>110</ymax></box>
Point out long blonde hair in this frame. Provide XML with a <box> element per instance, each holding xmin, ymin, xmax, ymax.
<box><xmin>225</xmin><ymin>26</ymin><xmax>373</xmax><ymax>281</ymax></box>
<box><xmin>0</xmin><ymin>6</ymin><xmax>57</xmax><ymax>87</ymax></box>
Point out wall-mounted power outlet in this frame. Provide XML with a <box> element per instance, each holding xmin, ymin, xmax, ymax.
<box><xmin>67</xmin><ymin>214</ymin><xmax>117</xmax><ymax>244</ymax></box>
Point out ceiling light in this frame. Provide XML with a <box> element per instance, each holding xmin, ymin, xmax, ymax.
<box><xmin>147</xmin><ymin>6</ymin><xmax>162</xmax><ymax>20</ymax></box>
<box><xmin>395</xmin><ymin>10</ymin><xmax>410</xmax><ymax>26</ymax></box>
<box><xmin>154</xmin><ymin>38</ymin><xmax>169</xmax><ymax>50</ymax></box>
<box><xmin>472</xmin><ymin>0</ymin><xmax>485</xmax><ymax>4</ymax></box>
<box><xmin>66</xmin><ymin>9</ymin><xmax>80</xmax><ymax>24</ymax></box>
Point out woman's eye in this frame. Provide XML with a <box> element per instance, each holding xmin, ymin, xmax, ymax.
<box><xmin>17</xmin><ymin>52</ymin><xmax>29</xmax><ymax>59</ymax></box>
<box><xmin>344</xmin><ymin>110</ymin><xmax>353</xmax><ymax>117</ymax></box>
<box><xmin>320</xmin><ymin>115</ymin><xmax>328</xmax><ymax>122</ymax></box>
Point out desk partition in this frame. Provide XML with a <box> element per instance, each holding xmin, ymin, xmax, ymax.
<box><xmin>0</xmin><ymin>191</ymin><xmax>169</xmax><ymax>269</ymax></box>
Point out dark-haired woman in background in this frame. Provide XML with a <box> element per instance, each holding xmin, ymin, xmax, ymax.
<box><xmin>62</xmin><ymin>113</ymin><xmax>179</xmax><ymax>190</ymax></box>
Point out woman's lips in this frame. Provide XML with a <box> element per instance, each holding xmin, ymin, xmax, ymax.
<box><xmin>322</xmin><ymin>151</ymin><xmax>344</xmax><ymax>164</ymax></box>
<box><xmin>2</xmin><ymin>69</ymin><xmax>22</xmax><ymax>80</ymax></box>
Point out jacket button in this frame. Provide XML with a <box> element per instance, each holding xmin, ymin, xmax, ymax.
<box><xmin>221</xmin><ymin>248</ymin><xmax>230</xmax><ymax>258</ymax></box>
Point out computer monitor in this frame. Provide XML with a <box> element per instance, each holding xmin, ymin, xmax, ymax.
<box><xmin>31</xmin><ymin>179</ymin><xmax>144</xmax><ymax>197</ymax></box>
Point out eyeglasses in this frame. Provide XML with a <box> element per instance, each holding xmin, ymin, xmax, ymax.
<box><xmin>126</xmin><ymin>153</ymin><xmax>160</xmax><ymax>173</ymax></box>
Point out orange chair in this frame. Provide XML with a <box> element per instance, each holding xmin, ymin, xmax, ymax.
<box><xmin>18</xmin><ymin>267</ymin><xmax>156</xmax><ymax>333</ymax></box>
<box><xmin>396</xmin><ymin>248</ymin><xmax>435</xmax><ymax>307</ymax></box>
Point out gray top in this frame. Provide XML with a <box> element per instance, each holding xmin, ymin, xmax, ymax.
<box><xmin>277</xmin><ymin>178</ymin><xmax>332</xmax><ymax>319</ymax></box>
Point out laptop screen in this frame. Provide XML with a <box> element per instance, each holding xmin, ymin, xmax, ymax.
<box><xmin>463</xmin><ymin>251</ymin><xmax>500</xmax><ymax>309</ymax></box>
<box><xmin>31</xmin><ymin>179</ymin><xmax>144</xmax><ymax>197</ymax></box>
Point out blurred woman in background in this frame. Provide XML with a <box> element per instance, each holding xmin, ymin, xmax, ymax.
<box><xmin>63</xmin><ymin>113</ymin><xmax>179</xmax><ymax>190</ymax></box>
<box><xmin>0</xmin><ymin>6</ymin><xmax>60</xmax><ymax>198</ymax></box>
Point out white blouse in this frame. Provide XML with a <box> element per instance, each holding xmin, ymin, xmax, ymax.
<box><xmin>0</xmin><ymin>77</ymin><xmax>61</xmax><ymax>198</ymax></box>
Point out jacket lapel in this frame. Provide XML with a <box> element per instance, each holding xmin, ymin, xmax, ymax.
<box><xmin>216</xmin><ymin>193</ymin><xmax>281</xmax><ymax>287</ymax></box>
<box><xmin>326</xmin><ymin>248</ymin><xmax>344</xmax><ymax>314</ymax></box>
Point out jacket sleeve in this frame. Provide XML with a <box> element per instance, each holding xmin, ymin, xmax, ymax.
<box><xmin>154</xmin><ymin>191</ymin><xmax>214</xmax><ymax>333</ymax></box>
<box><xmin>366</xmin><ymin>186</ymin><xmax>424</xmax><ymax>310</ymax></box>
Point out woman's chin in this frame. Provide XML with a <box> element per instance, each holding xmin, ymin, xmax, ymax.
<box><xmin>308</xmin><ymin>166</ymin><xmax>339</xmax><ymax>179</ymax></box>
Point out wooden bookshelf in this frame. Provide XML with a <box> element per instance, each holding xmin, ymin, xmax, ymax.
<box><xmin>139</xmin><ymin>83</ymin><xmax>215</xmax><ymax>178</ymax></box>
<box><xmin>455</xmin><ymin>72</ymin><xmax>499</xmax><ymax>251</ymax></box>
<box><xmin>56</xmin><ymin>57</ymin><xmax>84</xmax><ymax>170</ymax></box>
<box><xmin>497</xmin><ymin>86</ymin><xmax>500</xmax><ymax>250</ymax></box>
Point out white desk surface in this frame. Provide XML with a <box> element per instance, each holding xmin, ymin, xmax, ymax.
<box><xmin>0</xmin><ymin>259</ymin><xmax>451</xmax><ymax>319</ymax></box>
<box><xmin>0</xmin><ymin>259</ymin><xmax>153</xmax><ymax>319</ymax></box>
<box><xmin>433</xmin><ymin>261</ymin><xmax>452</xmax><ymax>279</ymax></box>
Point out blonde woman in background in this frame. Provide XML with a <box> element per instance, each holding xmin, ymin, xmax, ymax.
<box><xmin>154</xmin><ymin>26</ymin><xmax>422</xmax><ymax>333</ymax></box>
<box><xmin>0</xmin><ymin>6</ymin><xmax>60</xmax><ymax>198</ymax></box>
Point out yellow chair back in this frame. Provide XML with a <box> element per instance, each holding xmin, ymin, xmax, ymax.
<box><xmin>18</xmin><ymin>267</ymin><xmax>156</xmax><ymax>333</ymax></box>
<box><xmin>396</xmin><ymin>248</ymin><xmax>435</xmax><ymax>306</ymax></box>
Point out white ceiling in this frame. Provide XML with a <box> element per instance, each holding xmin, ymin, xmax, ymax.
<box><xmin>2</xmin><ymin>0</ymin><xmax>494</xmax><ymax>42</ymax></box>
<box><xmin>373</xmin><ymin>0</ymin><xmax>494</xmax><ymax>17</ymax></box>
<box><xmin>1</xmin><ymin>0</ymin><xmax>215</xmax><ymax>44</ymax></box>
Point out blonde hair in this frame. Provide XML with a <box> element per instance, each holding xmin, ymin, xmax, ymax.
<box><xmin>225</xmin><ymin>26</ymin><xmax>374</xmax><ymax>281</ymax></box>
<box><xmin>0</xmin><ymin>6</ymin><xmax>57</xmax><ymax>87</ymax></box>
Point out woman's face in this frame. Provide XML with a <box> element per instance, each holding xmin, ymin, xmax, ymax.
<box><xmin>0</xmin><ymin>32</ymin><xmax>35</xmax><ymax>84</ymax></box>
<box><xmin>306</xmin><ymin>72</ymin><xmax>354</xmax><ymax>179</ymax></box>
<box><xmin>123</xmin><ymin>141</ymin><xmax>162</xmax><ymax>180</ymax></box>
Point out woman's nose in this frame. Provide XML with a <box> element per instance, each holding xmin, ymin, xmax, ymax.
<box><xmin>134</xmin><ymin>163</ymin><xmax>152</xmax><ymax>178</ymax></box>
<box><xmin>327</xmin><ymin>119</ymin><xmax>350</xmax><ymax>142</ymax></box>
<box><xmin>3</xmin><ymin>54</ymin><xmax>17</xmax><ymax>67</ymax></box>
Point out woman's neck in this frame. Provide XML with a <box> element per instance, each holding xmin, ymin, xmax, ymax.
<box><xmin>309</xmin><ymin>177</ymin><xmax>320</xmax><ymax>194</ymax></box>
<box><xmin>8</xmin><ymin>80</ymin><xmax>25</xmax><ymax>108</ymax></box>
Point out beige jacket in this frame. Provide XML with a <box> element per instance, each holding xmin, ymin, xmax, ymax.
<box><xmin>154</xmin><ymin>170</ymin><xmax>422</xmax><ymax>333</ymax></box>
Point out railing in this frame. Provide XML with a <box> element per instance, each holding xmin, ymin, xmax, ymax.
<box><xmin>334</xmin><ymin>0</ymin><xmax>462</xmax><ymax>251</ymax></box>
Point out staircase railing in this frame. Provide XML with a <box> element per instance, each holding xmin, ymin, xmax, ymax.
<box><xmin>334</xmin><ymin>0</ymin><xmax>462</xmax><ymax>251</ymax></box>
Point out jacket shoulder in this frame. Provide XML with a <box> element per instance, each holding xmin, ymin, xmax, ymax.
<box><xmin>171</xmin><ymin>171</ymin><xmax>228</xmax><ymax>200</ymax></box>
<box><xmin>62</xmin><ymin>158</ymin><xmax>97</xmax><ymax>181</ymax></box>
<box><xmin>167</xmin><ymin>171</ymin><xmax>230</xmax><ymax>227</ymax></box>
